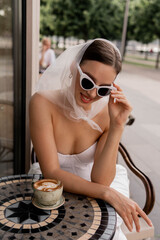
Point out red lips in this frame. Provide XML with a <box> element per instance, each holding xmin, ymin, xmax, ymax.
<box><xmin>80</xmin><ymin>93</ymin><xmax>93</xmax><ymax>103</ymax></box>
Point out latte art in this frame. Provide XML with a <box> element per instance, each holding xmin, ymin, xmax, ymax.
<box><xmin>37</xmin><ymin>182</ymin><xmax>58</xmax><ymax>191</ymax></box>
<box><xmin>34</xmin><ymin>180</ymin><xmax>59</xmax><ymax>192</ymax></box>
<box><xmin>33</xmin><ymin>179</ymin><xmax>63</xmax><ymax>207</ymax></box>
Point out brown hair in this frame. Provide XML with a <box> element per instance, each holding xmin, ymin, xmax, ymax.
<box><xmin>81</xmin><ymin>40</ymin><xmax>122</xmax><ymax>74</ymax></box>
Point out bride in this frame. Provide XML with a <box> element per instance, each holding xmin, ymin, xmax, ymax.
<box><xmin>29</xmin><ymin>38</ymin><xmax>152</xmax><ymax>239</ymax></box>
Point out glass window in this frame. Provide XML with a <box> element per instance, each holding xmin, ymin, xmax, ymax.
<box><xmin>0</xmin><ymin>0</ymin><xmax>14</xmax><ymax>176</ymax></box>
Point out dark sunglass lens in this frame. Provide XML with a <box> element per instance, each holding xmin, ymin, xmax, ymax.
<box><xmin>81</xmin><ymin>78</ymin><xmax>94</xmax><ymax>90</ymax></box>
<box><xmin>98</xmin><ymin>88</ymin><xmax>111</xmax><ymax>96</ymax></box>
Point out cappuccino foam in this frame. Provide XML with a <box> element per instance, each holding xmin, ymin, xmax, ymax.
<box><xmin>36</xmin><ymin>181</ymin><xmax>58</xmax><ymax>192</ymax></box>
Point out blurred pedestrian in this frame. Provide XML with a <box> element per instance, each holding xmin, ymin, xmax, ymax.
<box><xmin>39</xmin><ymin>37</ymin><xmax>56</xmax><ymax>74</ymax></box>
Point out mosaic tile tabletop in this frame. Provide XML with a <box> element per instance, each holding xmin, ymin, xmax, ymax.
<box><xmin>0</xmin><ymin>174</ymin><xmax>116</xmax><ymax>240</ymax></box>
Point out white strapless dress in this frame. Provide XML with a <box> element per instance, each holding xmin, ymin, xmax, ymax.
<box><xmin>29</xmin><ymin>143</ymin><xmax>129</xmax><ymax>240</ymax></box>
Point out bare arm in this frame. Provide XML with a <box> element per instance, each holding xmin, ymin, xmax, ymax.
<box><xmin>91</xmin><ymin>83</ymin><xmax>132</xmax><ymax>185</ymax></box>
<box><xmin>91</xmin><ymin>125</ymin><xmax>123</xmax><ymax>186</ymax></box>
<box><xmin>29</xmin><ymin>93</ymin><xmax>152</xmax><ymax>232</ymax></box>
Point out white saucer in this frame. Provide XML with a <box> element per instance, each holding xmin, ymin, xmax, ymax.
<box><xmin>32</xmin><ymin>195</ymin><xmax>65</xmax><ymax>210</ymax></box>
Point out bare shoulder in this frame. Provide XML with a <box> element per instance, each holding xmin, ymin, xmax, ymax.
<box><xmin>29</xmin><ymin>93</ymin><xmax>56</xmax><ymax>113</ymax></box>
<box><xmin>29</xmin><ymin>93</ymin><xmax>56</xmax><ymax>124</ymax></box>
<box><xmin>30</xmin><ymin>93</ymin><xmax>50</xmax><ymax>108</ymax></box>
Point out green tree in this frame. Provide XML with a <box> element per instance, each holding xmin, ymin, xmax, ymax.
<box><xmin>40</xmin><ymin>0</ymin><xmax>125</xmax><ymax>43</ymax></box>
<box><xmin>40</xmin><ymin>0</ymin><xmax>55</xmax><ymax>38</ymax></box>
<box><xmin>88</xmin><ymin>0</ymin><xmax>124</xmax><ymax>40</ymax></box>
<box><xmin>129</xmin><ymin>0</ymin><xmax>160</xmax><ymax>67</ymax></box>
<box><xmin>146</xmin><ymin>0</ymin><xmax>160</xmax><ymax>68</ymax></box>
<box><xmin>48</xmin><ymin>0</ymin><xmax>93</xmax><ymax>41</ymax></box>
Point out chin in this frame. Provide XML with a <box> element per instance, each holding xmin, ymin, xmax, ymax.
<box><xmin>75</xmin><ymin>95</ymin><xmax>91</xmax><ymax>111</ymax></box>
<box><xmin>78</xmin><ymin>100</ymin><xmax>91</xmax><ymax>110</ymax></box>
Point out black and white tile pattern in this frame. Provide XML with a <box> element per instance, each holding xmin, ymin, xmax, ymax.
<box><xmin>0</xmin><ymin>175</ymin><xmax>116</xmax><ymax>240</ymax></box>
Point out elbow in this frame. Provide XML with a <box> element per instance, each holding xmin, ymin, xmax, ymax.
<box><xmin>91</xmin><ymin>176</ymin><xmax>113</xmax><ymax>187</ymax></box>
<box><xmin>91</xmin><ymin>172</ymin><xmax>116</xmax><ymax>187</ymax></box>
<box><xmin>42</xmin><ymin>167</ymin><xmax>61</xmax><ymax>180</ymax></box>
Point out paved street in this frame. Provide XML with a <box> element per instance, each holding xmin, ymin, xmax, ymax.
<box><xmin>117</xmin><ymin>63</ymin><xmax>160</xmax><ymax>239</ymax></box>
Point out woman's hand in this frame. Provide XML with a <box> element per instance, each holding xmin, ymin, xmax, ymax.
<box><xmin>108</xmin><ymin>83</ymin><xmax>132</xmax><ymax>128</ymax></box>
<box><xmin>103</xmin><ymin>188</ymin><xmax>152</xmax><ymax>232</ymax></box>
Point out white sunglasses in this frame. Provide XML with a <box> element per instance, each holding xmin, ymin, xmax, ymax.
<box><xmin>77</xmin><ymin>64</ymin><xmax>116</xmax><ymax>97</ymax></box>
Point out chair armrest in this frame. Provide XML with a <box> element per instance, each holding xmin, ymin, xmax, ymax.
<box><xmin>118</xmin><ymin>142</ymin><xmax>155</xmax><ymax>215</ymax></box>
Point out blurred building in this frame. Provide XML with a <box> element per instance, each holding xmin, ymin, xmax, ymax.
<box><xmin>126</xmin><ymin>40</ymin><xmax>159</xmax><ymax>54</ymax></box>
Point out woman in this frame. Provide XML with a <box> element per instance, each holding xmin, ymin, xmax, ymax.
<box><xmin>29</xmin><ymin>39</ymin><xmax>152</xmax><ymax>239</ymax></box>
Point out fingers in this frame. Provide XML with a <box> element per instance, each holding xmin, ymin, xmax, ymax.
<box><xmin>123</xmin><ymin>215</ymin><xmax>133</xmax><ymax>232</ymax></box>
<box><xmin>111</xmin><ymin>93</ymin><xmax>126</xmax><ymax>101</ymax></box>
<box><xmin>131</xmin><ymin>205</ymin><xmax>152</xmax><ymax>232</ymax></box>
<box><xmin>110</xmin><ymin>90</ymin><xmax>124</xmax><ymax>103</ymax></box>
<box><xmin>132</xmin><ymin>210</ymin><xmax>140</xmax><ymax>232</ymax></box>
<box><xmin>113</xmin><ymin>82</ymin><xmax>122</xmax><ymax>92</ymax></box>
<box><xmin>111</xmin><ymin>88</ymin><xmax>124</xmax><ymax>96</ymax></box>
<box><xmin>111</xmin><ymin>83</ymin><xmax>124</xmax><ymax>103</ymax></box>
<box><xmin>109</xmin><ymin>189</ymin><xmax>152</xmax><ymax>233</ymax></box>
<box><xmin>111</xmin><ymin>91</ymin><xmax>127</xmax><ymax>105</ymax></box>
<box><xmin>110</xmin><ymin>90</ymin><xmax>132</xmax><ymax>111</ymax></box>
<box><xmin>117</xmin><ymin>200</ymin><xmax>152</xmax><ymax>233</ymax></box>
<box><xmin>136</xmin><ymin>206</ymin><xmax>153</xmax><ymax>227</ymax></box>
<box><xmin>125</xmin><ymin>204</ymin><xmax>152</xmax><ymax>233</ymax></box>
<box><xmin>127</xmin><ymin>212</ymin><xmax>133</xmax><ymax>231</ymax></box>
<box><xmin>108</xmin><ymin>190</ymin><xmax>152</xmax><ymax>233</ymax></box>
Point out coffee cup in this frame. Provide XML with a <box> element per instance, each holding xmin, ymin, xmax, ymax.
<box><xmin>33</xmin><ymin>179</ymin><xmax>63</xmax><ymax>206</ymax></box>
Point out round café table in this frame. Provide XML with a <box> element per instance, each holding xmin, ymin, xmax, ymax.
<box><xmin>0</xmin><ymin>174</ymin><xmax>116</xmax><ymax>240</ymax></box>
